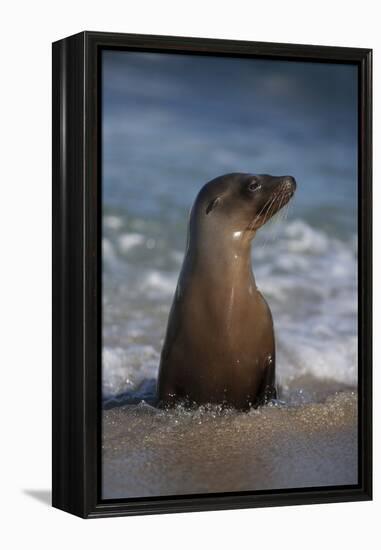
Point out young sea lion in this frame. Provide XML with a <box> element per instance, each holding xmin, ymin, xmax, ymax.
<box><xmin>157</xmin><ymin>173</ymin><xmax>296</xmax><ymax>409</ymax></box>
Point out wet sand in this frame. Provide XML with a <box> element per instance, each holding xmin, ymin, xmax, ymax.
<box><xmin>102</xmin><ymin>391</ymin><xmax>357</xmax><ymax>499</ymax></box>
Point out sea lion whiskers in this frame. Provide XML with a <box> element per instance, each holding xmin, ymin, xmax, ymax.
<box><xmin>266</xmin><ymin>183</ymin><xmax>293</xmax><ymax>222</ymax></box>
<box><xmin>247</xmin><ymin>193</ymin><xmax>277</xmax><ymax>233</ymax></box>
<box><xmin>254</xmin><ymin>186</ymin><xmax>292</xmax><ymax>251</ymax></box>
<box><xmin>258</xmin><ymin>192</ymin><xmax>285</xmax><ymax>250</ymax></box>
<box><xmin>263</xmin><ymin>192</ymin><xmax>283</xmax><ymax>225</ymax></box>
<box><xmin>256</xmin><ymin>191</ymin><xmax>280</xmax><ymax>226</ymax></box>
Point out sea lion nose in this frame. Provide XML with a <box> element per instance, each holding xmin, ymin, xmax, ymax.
<box><xmin>283</xmin><ymin>176</ymin><xmax>297</xmax><ymax>192</ymax></box>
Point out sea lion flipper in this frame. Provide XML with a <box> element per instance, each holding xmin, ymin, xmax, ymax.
<box><xmin>256</xmin><ymin>354</ymin><xmax>277</xmax><ymax>406</ymax></box>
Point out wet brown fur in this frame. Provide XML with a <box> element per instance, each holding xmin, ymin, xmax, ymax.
<box><xmin>157</xmin><ymin>173</ymin><xmax>296</xmax><ymax>410</ymax></box>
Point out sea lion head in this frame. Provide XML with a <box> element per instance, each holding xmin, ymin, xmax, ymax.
<box><xmin>192</xmin><ymin>173</ymin><xmax>296</xmax><ymax>238</ymax></box>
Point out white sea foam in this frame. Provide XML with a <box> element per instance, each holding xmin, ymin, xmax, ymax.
<box><xmin>104</xmin><ymin>215</ymin><xmax>124</xmax><ymax>230</ymax></box>
<box><xmin>118</xmin><ymin>232</ymin><xmax>145</xmax><ymax>252</ymax></box>
<box><xmin>103</xmin><ymin>219</ymin><xmax>358</xmax><ymax>400</ymax></box>
<box><xmin>171</xmin><ymin>250</ymin><xmax>184</xmax><ymax>265</ymax></box>
<box><xmin>142</xmin><ymin>270</ymin><xmax>177</xmax><ymax>297</ymax></box>
<box><xmin>254</xmin><ymin>220</ymin><xmax>357</xmax><ymax>387</ymax></box>
<box><xmin>284</xmin><ymin>220</ymin><xmax>329</xmax><ymax>254</ymax></box>
<box><xmin>102</xmin><ymin>238</ymin><xmax>116</xmax><ymax>262</ymax></box>
<box><xmin>103</xmin><ymin>345</ymin><xmax>159</xmax><ymax>399</ymax></box>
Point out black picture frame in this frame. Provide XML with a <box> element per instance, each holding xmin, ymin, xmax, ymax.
<box><xmin>52</xmin><ymin>31</ymin><xmax>372</xmax><ymax>518</ymax></box>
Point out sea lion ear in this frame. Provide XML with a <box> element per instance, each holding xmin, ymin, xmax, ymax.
<box><xmin>206</xmin><ymin>196</ymin><xmax>221</xmax><ymax>215</ymax></box>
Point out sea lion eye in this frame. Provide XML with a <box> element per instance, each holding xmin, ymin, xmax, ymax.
<box><xmin>248</xmin><ymin>179</ymin><xmax>261</xmax><ymax>192</ymax></box>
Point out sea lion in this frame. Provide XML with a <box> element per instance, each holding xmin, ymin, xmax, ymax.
<box><xmin>157</xmin><ymin>173</ymin><xmax>296</xmax><ymax>409</ymax></box>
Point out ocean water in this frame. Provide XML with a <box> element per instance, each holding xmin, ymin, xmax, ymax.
<box><xmin>102</xmin><ymin>51</ymin><xmax>358</xmax><ymax>407</ymax></box>
<box><xmin>101</xmin><ymin>51</ymin><xmax>358</xmax><ymax>497</ymax></box>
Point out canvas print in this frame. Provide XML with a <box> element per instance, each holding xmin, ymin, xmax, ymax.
<box><xmin>101</xmin><ymin>50</ymin><xmax>358</xmax><ymax>499</ymax></box>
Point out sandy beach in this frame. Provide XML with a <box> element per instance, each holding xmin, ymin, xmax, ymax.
<box><xmin>102</xmin><ymin>391</ymin><xmax>357</xmax><ymax>499</ymax></box>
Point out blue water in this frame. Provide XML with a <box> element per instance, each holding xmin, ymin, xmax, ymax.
<box><xmin>101</xmin><ymin>50</ymin><xmax>358</xmax><ymax>405</ymax></box>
